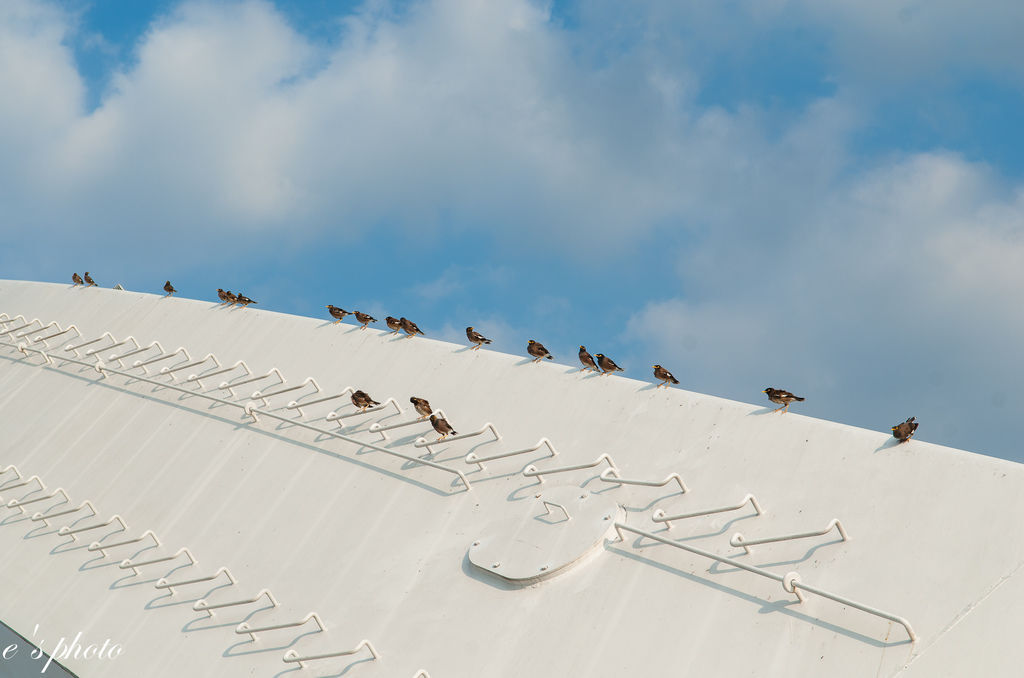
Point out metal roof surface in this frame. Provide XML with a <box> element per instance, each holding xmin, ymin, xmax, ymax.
<box><xmin>0</xmin><ymin>279</ymin><xmax>1021</xmax><ymax>677</ymax></box>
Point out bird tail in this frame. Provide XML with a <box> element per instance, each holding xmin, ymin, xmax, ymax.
<box><xmin>794</xmin><ymin>396</ymin><xmax>805</xmax><ymax>401</ymax></box>
<box><xmin>671</xmin><ymin>377</ymin><xmax>679</xmax><ymax>384</ymax></box>
<box><xmin>484</xmin><ymin>339</ymin><xmax>492</xmax><ymax>344</ymax></box>
<box><xmin>546</xmin><ymin>355</ymin><xmax>553</xmax><ymax>359</ymax></box>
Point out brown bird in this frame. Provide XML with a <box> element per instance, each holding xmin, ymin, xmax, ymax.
<box><xmin>653</xmin><ymin>365</ymin><xmax>679</xmax><ymax>388</ymax></box>
<box><xmin>72</xmin><ymin>273</ymin><xmax>83</xmax><ymax>286</ymax></box>
<box><xmin>326</xmin><ymin>305</ymin><xmax>350</xmax><ymax>323</ymax></box>
<box><xmin>223</xmin><ymin>290</ymin><xmax>238</xmax><ymax>304</ymax></box>
<box><xmin>578</xmin><ymin>345</ymin><xmax>598</xmax><ymax>372</ymax></box>
<box><xmin>466</xmin><ymin>326</ymin><xmax>492</xmax><ymax>349</ymax></box>
<box><xmin>83</xmin><ymin>272</ymin><xmax>96</xmax><ymax>286</ymax></box>
<box><xmin>430</xmin><ymin>414</ymin><xmax>457</xmax><ymax>440</ymax></box>
<box><xmin>410</xmin><ymin>396</ymin><xmax>433</xmax><ymax>420</ymax></box>
<box><xmin>892</xmin><ymin>416</ymin><xmax>918</xmax><ymax>443</ymax></box>
<box><xmin>163</xmin><ymin>281</ymin><xmax>176</xmax><ymax>296</ymax></box>
<box><xmin>764</xmin><ymin>387</ymin><xmax>804</xmax><ymax>413</ymax></box>
<box><xmin>596</xmin><ymin>353</ymin><xmax>624</xmax><ymax>375</ymax></box>
<box><xmin>217</xmin><ymin>288</ymin><xmax>229</xmax><ymax>303</ymax></box>
<box><xmin>350</xmin><ymin>390</ymin><xmax>380</xmax><ymax>411</ymax></box>
<box><xmin>386</xmin><ymin>316</ymin><xmax>402</xmax><ymax>333</ymax></box>
<box><xmin>400</xmin><ymin>317</ymin><xmax>424</xmax><ymax>337</ymax></box>
<box><xmin>527</xmin><ymin>340</ymin><xmax>553</xmax><ymax>362</ymax></box>
<box><xmin>236</xmin><ymin>293</ymin><xmax>256</xmax><ymax>306</ymax></box>
<box><xmin>354</xmin><ymin>311</ymin><xmax>377</xmax><ymax>329</ymax></box>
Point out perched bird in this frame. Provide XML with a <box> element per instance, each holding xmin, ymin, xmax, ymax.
<box><xmin>217</xmin><ymin>288</ymin><xmax>229</xmax><ymax>303</ymax></box>
<box><xmin>578</xmin><ymin>345</ymin><xmax>598</xmax><ymax>372</ymax></box>
<box><xmin>653</xmin><ymin>365</ymin><xmax>679</xmax><ymax>388</ymax></box>
<box><xmin>163</xmin><ymin>281</ymin><xmax>176</xmax><ymax>296</ymax></box>
<box><xmin>410</xmin><ymin>396</ymin><xmax>433</xmax><ymax>420</ymax></box>
<box><xmin>72</xmin><ymin>273</ymin><xmax>83</xmax><ymax>286</ymax></box>
<box><xmin>236</xmin><ymin>293</ymin><xmax>256</xmax><ymax>306</ymax></box>
<box><xmin>466</xmin><ymin>326</ymin><xmax>492</xmax><ymax>350</ymax></box>
<box><xmin>223</xmin><ymin>290</ymin><xmax>238</xmax><ymax>304</ymax></box>
<box><xmin>596</xmin><ymin>353</ymin><xmax>624</xmax><ymax>375</ymax></box>
<box><xmin>350</xmin><ymin>390</ymin><xmax>380</xmax><ymax>411</ymax></box>
<box><xmin>83</xmin><ymin>272</ymin><xmax>96</xmax><ymax>286</ymax></box>
<box><xmin>386</xmin><ymin>316</ymin><xmax>402</xmax><ymax>333</ymax></box>
<box><xmin>430</xmin><ymin>414</ymin><xmax>457</xmax><ymax>440</ymax></box>
<box><xmin>892</xmin><ymin>417</ymin><xmax>919</xmax><ymax>443</ymax></box>
<box><xmin>764</xmin><ymin>387</ymin><xmax>804</xmax><ymax>413</ymax></box>
<box><xmin>400</xmin><ymin>317</ymin><xmax>424</xmax><ymax>337</ymax></box>
<box><xmin>354</xmin><ymin>311</ymin><xmax>377</xmax><ymax>329</ymax></box>
<box><xmin>326</xmin><ymin>305</ymin><xmax>350</xmax><ymax>323</ymax></box>
<box><xmin>527</xmin><ymin>340</ymin><xmax>553</xmax><ymax>362</ymax></box>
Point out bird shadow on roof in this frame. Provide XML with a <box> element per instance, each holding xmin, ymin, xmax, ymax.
<box><xmin>747</xmin><ymin>406</ymin><xmax>781</xmax><ymax>416</ymax></box>
<box><xmin>874</xmin><ymin>438</ymin><xmax>903</xmax><ymax>453</ymax></box>
<box><xmin>271</xmin><ymin>655</ymin><xmax>372</xmax><ymax>678</ymax></box>
<box><xmin>604</xmin><ymin>545</ymin><xmax>904</xmax><ymax>648</ymax></box>
<box><xmin>635</xmin><ymin>383</ymin><xmax>660</xmax><ymax>392</ymax></box>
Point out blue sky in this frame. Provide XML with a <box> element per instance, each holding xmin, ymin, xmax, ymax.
<box><xmin>2</xmin><ymin>0</ymin><xmax>1024</xmax><ymax>461</ymax></box>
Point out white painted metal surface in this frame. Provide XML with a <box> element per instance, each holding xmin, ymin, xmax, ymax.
<box><xmin>0</xmin><ymin>279</ymin><xmax>1022</xmax><ymax>677</ymax></box>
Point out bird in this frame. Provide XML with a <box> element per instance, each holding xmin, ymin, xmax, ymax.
<box><xmin>217</xmin><ymin>288</ymin><xmax>229</xmax><ymax>303</ymax></box>
<box><xmin>466</xmin><ymin>326</ymin><xmax>491</xmax><ymax>350</ymax></box>
<box><xmin>527</xmin><ymin>340</ymin><xmax>553</xmax><ymax>362</ymax></box>
<box><xmin>386</xmin><ymin>316</ymin><xmax>402</xmax><ymax>333</ymax></box>
<box><xmin>892</xmin><ymin>416</ymin><xmax>918</xmax><ymax>443</ymax></box>
<box><xmin>223</xmin><ymin>290</ymin><xmax>238</xmax><ymax>304</ymax></box>
<box><xmin>653</xmin><ymin>365</ymin><xmax>679</xmax><ymax>388</ymax></box>
<box><xmin>163</xmin><ymin>281</ymin><xmax>176</xmax><ymax>296</ymax></box>
<box><xmin>410</xmin><ymin>396</ymin><xmax>433</xmax><ymax>420</ymax></box>
<box><xmin>400</xmin><ymin>317</ymin><xmax>424</xmax><ymax>337</ymax></box>
<box><xmin>72</xmin><ymin>273</ymin><xmax>83</xmax><ymax>286</ymax></box>
<box><xmin>430</xmin><ymin>414</ymin><xmax>457</xmax><ymax>440</ymax></box>
<box><xmin>354</xmin><ymin>311</ymin><xmax>377</xmax><ymax>329</ymax></box>
<box><xmin>764</xmin><ymin>387</ymin><xmax>804</xmax><ymax>413</ymax></box>
<box><xmin>236</xmin><ymin>293</ymin><xmax>256</xmax><ymax>306</ymax></box>
<box><xmin>83</xmin><ymin>272</ymin><xmax>96</xmax><ymax>286</ymax></box>
<box><xmin>596</xmin><ymin>353</ymin><xmax>624</xmax><ymax>375</ymax></box>
<box><xmin>350</xmin><ymin>390</ymin><xmax>380</xmax><ymax>411</ymax></box>
<box><xmin>326</xmin><ymin>305</ymin><xmax>350</xmax><ymax>323</ymax></box>
<box><xmin>578</xmin><ymin>346</ymin><xmax>598</xmax><ymax>372</ymax></box>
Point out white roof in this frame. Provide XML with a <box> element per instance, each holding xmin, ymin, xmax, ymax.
<box><xmin>0</xmin><ymin>279</ymin><xmax>1021</xmax><ymax>677</ymax></box>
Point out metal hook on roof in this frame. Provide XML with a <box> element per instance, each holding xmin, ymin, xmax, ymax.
<box><xmin>33</xmin><ymin>324</ymin><xmax>80</xmax><ymax>344</ymax></box>
<box><xmin>284</xmin><ymin>386</ymin><xmax>354</xmax><ymax>418</ymax></box>
<box><xmin>58</xmin><ymin>514</ymin><xmax>127</xmax><ymax>540</ymax></box>
<box><xmin>106</xmin><ymin>340</ymin><xmax>163</xmax><ymax>364</ymax></box>
<box><xmin>30</xmin><ymin>500</ymin><xmax>96</xmax><ymax>527</ymax></box>
<box><xmin>64</xmin><ymin>332</ymin><xmax>116</xmax><ymax>356</ymax></box>
<box><xmin>652</xmin><ymin>494</ymin><xmax>763</xmax><ymax>529</ymax></box>
<box><xmin>160</xmin><ymin>353</ymin><xmax>219</xmax><ymax>378</ymax></box>
<box><xmin>193</xmin><ymin>589</ymin><xmax>278</xmax><ymax>617</ymax></box>
<box><xmin>118</xmin><ymin>546</ymin><xmax>196</xmax><ymax>577</ymax></box>
<box><xmin>522</xmin><ymin>454</ymin><xmax>617</xmax><ymax>484</ymax></box>
<box><xmin>15</xmin><ymin>320</ymin><xmax>56</xmax><ymax>339</ymax></box>
<box><xmin>185</xmin><ymin>360</ymin><xmax>249</xmax><ymax>389</ymax></box>
<box><xmin>465</xmin><ymin>437</ymin><xmax>558</xmax><ymax>471</ymax></box>
<box><xmin>599</xmin><ymin>468</ymin><xmax>689</xmax><ymax>494</ymax></box>
<box><xmin>730</xmin><ymin>518</ymin><xmax>848</xmax><ymax>555</ymax></box>
<box><xmin>6</xmin><ymin>487</ymin><xmax>69</xmax><ymax>513</ymax></box>
<box><xmin>250</xmin><ymin>376</ymin><xmax>321</xmax><ymax>407</ymax></box>
<box><xmin>0</xmin><ymin>317</ymin><xmax>41</xmax><ymax>337</ymax></box>
<box><xmin>236</xmin><ymin>612</ymin><xmax>325</xmax><ymax>642</ymax></box>
<box><xmin>87</xmin><ymin>529</ymin><xmax>160</xmax><ymax>557</ymax></box>
<box><xmin>155</xmin><ymin>567</ymin><xmax>236</xmax><ymax>595</ymax></box>
<box><xmin>132</xmin><ymin>346</ymin><xmax>190</xmax><ymax>371</ymax></box>
<box><xmin>85</xmin><ymin>335</ymin><xmax>137</xmax><ymax>357</ymax></box>
<box><xmin>220</xmin><ymin>368</ymin><xmax>284</xmax><ymax>398</ymax></box>
<box><xmin>282</xmin><ymin>640</ymin><xmax>380</xmax><ymax>668</ymax></box>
